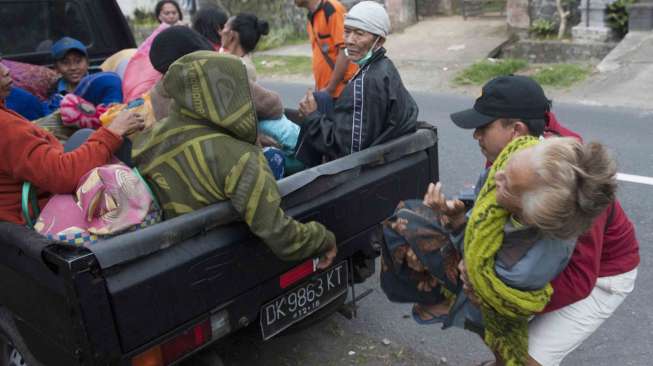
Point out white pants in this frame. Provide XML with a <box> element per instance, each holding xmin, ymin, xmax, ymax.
<box><xmin>528</xmin><ymin>268</ymin><xmax>638</xmax><ymax>366</ymax></box>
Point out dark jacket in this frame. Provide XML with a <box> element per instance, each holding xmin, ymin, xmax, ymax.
<box><xmin>295</xmin><ymin>48</ymin><xmax>418</xmax><ymax>167</ymax></box>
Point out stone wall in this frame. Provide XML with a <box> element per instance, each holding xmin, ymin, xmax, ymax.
<box><xmin>529</xmin><ymin>0</ymin><xmax>582</xmax><ymax>29</ymax></box>
<box><xmin>385</xmin><ymin>0</ymin><xmax>417</xmax><ymax>31</ymax></box>
<box><xmin>416</xmin><ymin>0</ymin><xmax>454</xmax><ymax>16</ymax></box>
<box><xmin>502</xmin><ymin>39</ymin><xmax>616</xmax><ymax>62</ymax></box>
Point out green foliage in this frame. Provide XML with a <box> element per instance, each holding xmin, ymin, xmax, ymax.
<box><xmin>255</xmin><ymin>26</ymin><xmax>307</xmax><ymax>52</ymax></box>
<box><xmin>253</xmin><ymin>55</ymin><xmax>313</xmax><ymax>76</ymax></box>
<box><xmin>532</xmin><ymin>64</ymin><xmax>591</xmax><ymax>88</ymax></box>
<box><xmin>132</xmin><ymin>7</ymin><xmax>157</xmax><ymax>26</ymax></box>
<box><xmin>453</xmin><ymin>59</ymin><xmax>529</xmax><ymax>85</ymax></box>
<box><xmin>606</xmin><ymin>0</ymin><xmax>636</xmax><ymax>38</ymax></box>
<box><xmin>530</xmin><ymin>18</ymin><xmax>557</xmax><ymax>38</ymax></box>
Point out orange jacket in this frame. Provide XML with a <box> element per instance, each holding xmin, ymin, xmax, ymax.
<box><xmin>307</xmin><ymin>0</ymin><xmax>357</xmax><ymax>97</ymax></box>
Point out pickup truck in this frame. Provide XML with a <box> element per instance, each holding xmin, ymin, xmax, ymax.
<box><xmin>0</xmin><ymin>1</ymin><xmax>440</xmax><ymax>365</ymax></box>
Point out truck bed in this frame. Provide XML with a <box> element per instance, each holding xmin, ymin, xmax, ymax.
<box><xmin>0</xmin><ymin>127</ymin><xmax>438</xmax><ymax>365</ymax></box>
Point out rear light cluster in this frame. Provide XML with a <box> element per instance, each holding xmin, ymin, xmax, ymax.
<box><xmin>132</xmin><ymin>259</ymin><xmax>318</xmax><ymax>366</ymax></box>
<box><xmin>132</xmin><ymin>310</ymin><xmax>230</xmax><ymax>366</ymax></box>
<box><xmin>279</xmin><ymin>258</ymin><xmax>318</xmax><ymax>289</ymax></box>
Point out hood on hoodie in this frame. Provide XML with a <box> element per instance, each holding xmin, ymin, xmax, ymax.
<box><xmin>163</xmin><ymin>50</ymin><xmax>258</xmax><ymax>144</ymax></box>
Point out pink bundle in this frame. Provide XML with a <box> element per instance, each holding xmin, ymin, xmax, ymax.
<box><xmin>34</xmin><ymin>162</ymin><xmax>159</xmax><ymax>244</ymax></box>
<box><xmin>59</xmin><ymin>94</ymin><xmax>109</xmax><ymax>129</ymax></box>
<box><xmin>121</xmin><ymin>23</ymin><xmax>169</xmax><ymax>102</ymax></box>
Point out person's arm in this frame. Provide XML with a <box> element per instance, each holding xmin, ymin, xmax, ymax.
<box><xmin>250</xmin><ymin>81</ymin><xmax>283</xmax><ymax>120</ymax></box>
<box><xmin>322</xmin><ymin>8</ymin><xmax>352</xmax><ymax>97</ymax></box>
<box><xmin>8</xmin><ymin>127</ymin><xmax>121</xmax><ymax>193</ymax></box>
<box><xmin>322</xmin><ymin>48</ymin><xmax>350</xmax><ymax>96</ymax></box>
<box><xmin>224</xmin><ymin>150</ymin><xmax>336</xmax><ymax>264</ymax></box>
<box><xmin>6</xmin><ymin>110</ymin><xmax>143</xmax><ymax>194</ymax></box>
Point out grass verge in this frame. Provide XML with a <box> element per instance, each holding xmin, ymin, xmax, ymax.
<box><xmin>532</xmin><ymin>64</ymin><xmax>592</xmax><ymax>88</ymax></box>
<box><xmin>454</xmin><ymin>58</ymin><xmax>591</xmax><ymax>88</ymax></box>
<box><xmin>256</xmin><ymin>26</ymin><xmax>308</xmax><ymax>52</ymax></box>
<box><xmin>253</xmin><ymin>55</ymin><xmax>313</xmax><ymax>77</ymax></box>
<box><xmin>453</xmin><ymin>58</ymin><xmax>528</xmax><ymax>85</ymax></box>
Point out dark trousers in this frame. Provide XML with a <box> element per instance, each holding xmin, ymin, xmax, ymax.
<box><xmin>64</xmin><ymin>129</ymin><xmax>133</xmax><ymax>167</ymax></box>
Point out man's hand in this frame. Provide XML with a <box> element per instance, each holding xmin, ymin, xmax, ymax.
<box><xmin>317</xmin><ymin>241</ymin><xmax>337</xmax><ymax>270</ymax></box>
<box><xmin>107</xmin><ymin>110</ymin><xmax>145</xmax><ymax>136</ymax></box>
<box><xmin>298</xmin><ymin>88</ymin><xmax>318</xmax><ymax>118</ymax></box>
<box><xmin>256</xmin><ymin>134</ymin><xmax>281</xmax><ymax>149</ymax></box>
<box><xmin>423</xmin><ymin>182</ymin><xmax>466</xmax><ymax>230</ymax></box>
<box><xmin>458</xmin><ymin>260</ymin><xmax>481</xmax><ymax>306</ymax></box>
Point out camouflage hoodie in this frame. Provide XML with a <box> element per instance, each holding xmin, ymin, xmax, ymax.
<box><xmin>133</xmin><ymin>51</ymin><xmax>334</xmax><ymax>260</ymax></box>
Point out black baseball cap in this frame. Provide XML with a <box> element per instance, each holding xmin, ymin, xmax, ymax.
<box><xmin>451</xmin><ymin>75</ymin><xmax>551</xmax><ymax>134</ymax></box>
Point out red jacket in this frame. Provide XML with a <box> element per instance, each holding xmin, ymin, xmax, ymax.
<box><xmin>542</xmin><ymin>112</ymin><xmax>640</xmax><ymax>312</ymax></box>
<box><xmin>0</xmin><ymin>102</ymin><xmax>122</xmax><ymax>225</ymax></box>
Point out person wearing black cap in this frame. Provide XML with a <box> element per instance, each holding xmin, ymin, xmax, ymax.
<box><xmin>450</xmin><ymin>74</ymin><xmax>549</xmax><ymax>163</ymax></box>
<box><xmin>448</xmin><ymin>75</ymin><xmax>639</xmax><ymax>366</ymax></box>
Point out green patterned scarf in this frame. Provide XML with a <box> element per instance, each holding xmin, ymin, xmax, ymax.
<box><xmin>464</xmin><ymin>136</ymin><xmax>550</xmax><ymax>366</ymax></box>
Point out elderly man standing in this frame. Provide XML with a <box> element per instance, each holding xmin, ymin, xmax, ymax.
<box><xmin>296</xmin><ymin>1</ymin><xmax>418</xmax><ymax>167</ymax></box>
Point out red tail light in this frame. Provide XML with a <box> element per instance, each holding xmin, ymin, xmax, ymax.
<box><xmin>132</xmin><ymin>319</ymin><xmax>211</xmax><ymax>366</ymax></box>
<box><xmin>279</xmin><ymin>259</ymin><xmax>316</xmax><ymax>289</ymax></box>
<box><xmin>161</xmin><ymin>319</ymin><xmax>211</xmax><ymax>363</ymax></box>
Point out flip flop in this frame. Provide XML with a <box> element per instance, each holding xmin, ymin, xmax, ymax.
<box><xmin>411</xmin><ymin>304</ymin><xmax>448</xmax><ymax>325</ymax></box>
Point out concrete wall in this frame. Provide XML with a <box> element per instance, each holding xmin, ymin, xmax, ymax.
<box><xmin>385</xmin><ymin>0</ymin><xmax>417</xmax><ymax>31</ymax></box>
<box><xmin>502</xmin><ymin>39</ymin><xmax>616</xmax><ymax>62</ymax></box>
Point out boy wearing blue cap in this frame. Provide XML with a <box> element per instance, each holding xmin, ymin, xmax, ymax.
<box><xmin>43</xmin><ymin>37</ymin><xmax>123</xmax><ymax>114</ymax></box>
<box><xmin>51</xmin><ymin>37</ymin><xmax>89</xmax><ymax>95</ymax></box>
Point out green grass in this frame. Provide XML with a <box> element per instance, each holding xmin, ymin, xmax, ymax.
<box><xmin>453</xmin><ymin>58</ymin><xmax>529</xmax><ymax>85</ymax></box>
<box><xmin>532</xmin><ymin>64</ymin><xmax>592</xmax><ymax>88</ymax></box>
<box><xmin>253</xmin><ymin>55</ymin><xmax>313</xmax><ymax>76</ymax></box>
<box><xmin>256</xmin><ymin>26</ymin><xmax>308</xmax><ymax>52</ymax></box>
<box><xmin>454</xmin><ymin>59</ymin><xmax>591</xmax><ymax>88</ymax></box>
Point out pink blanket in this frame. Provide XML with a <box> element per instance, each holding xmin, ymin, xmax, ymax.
<box><xmin>34</xmin><ymin>163</ymin><xmax>158</xmax><ymax>245</ymax></box>
<box><xmin>121</xmin><ymin>23</ymin><xmax>168</xmax><ymax>102</ymax></box>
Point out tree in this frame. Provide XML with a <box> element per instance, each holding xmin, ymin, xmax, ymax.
<box><xmin>555</xmin><ymin>0</ymin><xmax>572</xmax><ymax>39</ymax></box>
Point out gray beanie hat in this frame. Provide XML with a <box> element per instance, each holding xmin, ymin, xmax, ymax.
<box><xmin>344</xmin><ymin>1</ymin><xmax>391</xmax><ymax>38</ymax></box>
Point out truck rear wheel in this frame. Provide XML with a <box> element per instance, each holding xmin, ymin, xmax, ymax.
<box><xmin>0</xmin><ymin>309</ymin><xmax>40</xmax><ymax>366</ymax></box>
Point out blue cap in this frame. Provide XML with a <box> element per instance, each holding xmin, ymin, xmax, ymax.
<box><xmin>51</xmin><ymin>37</ymin><xmax>87</xmax><ymax>60</ymax></box>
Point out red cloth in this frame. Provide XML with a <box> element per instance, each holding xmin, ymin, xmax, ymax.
<box><xmin>0</xmin><ymin>102</ymin><xmax>122</xmax><ymax>225</ymax></box>
<box><xmin>541</xmin><ymin>112</ymin><xmax>640</xmax><ymax>313</ymax></box>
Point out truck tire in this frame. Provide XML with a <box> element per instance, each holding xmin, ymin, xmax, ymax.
<box><xmin>0</xmin><ymin>308</ymin><xmax>41</xmax><ymax>366</ymax></box>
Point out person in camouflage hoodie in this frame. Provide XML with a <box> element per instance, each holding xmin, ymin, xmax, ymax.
<box><xmin>133</xmin><ymin>51</ymin><xmax>336</xmax><ymax>267</ymax></box>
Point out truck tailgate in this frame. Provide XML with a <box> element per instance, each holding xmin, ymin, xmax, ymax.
<box><xmin>93</xmin><ymin>128</ymin><xmax>438</xmax><ymax>352</ymax></box>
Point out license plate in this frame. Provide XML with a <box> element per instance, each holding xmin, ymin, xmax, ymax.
<box><xmin>260</xmin><ymin>261</ymin><xmax>348</xmax><ymax>340</ymax></box>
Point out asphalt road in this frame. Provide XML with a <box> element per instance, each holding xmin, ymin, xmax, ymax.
<box><xmin>189</xmin><ymin>82</ymin><xmax>653</xmax><ymax>366</ymax></box>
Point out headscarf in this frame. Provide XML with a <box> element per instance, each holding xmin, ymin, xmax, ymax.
<box><xmin>464</xmin><ymin>136</ymin><xmax>548</xmax><ymax>366</ymax></box>
<box><xmin>344</xmin><ymin>1</ymin><xmax>391</xmax><ymax>38</ymax></box>
<box><xmin>149</xmin><ymin>26</ymin><xmax>214</xmax><ymax>74</ymax></box>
